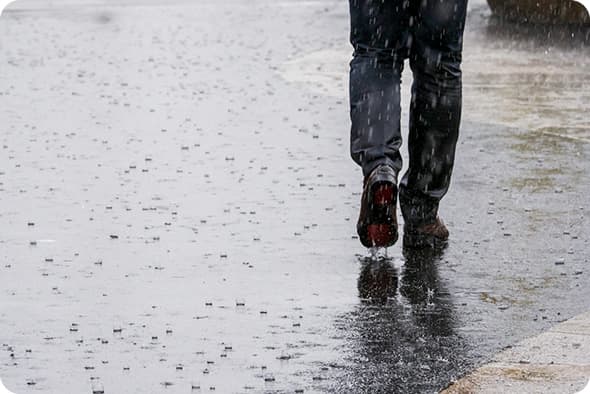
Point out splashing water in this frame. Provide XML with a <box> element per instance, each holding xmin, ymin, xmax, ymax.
<box><xmin>369</xmin><ymin>246</ymin><xmax>389</xmax><ymax>261</ymax></box>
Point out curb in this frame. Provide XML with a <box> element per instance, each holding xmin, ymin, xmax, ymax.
<box><xmin>442</xmin><ymin>312</ymin><xmax>590</xmax><ymax>394</ymax></box>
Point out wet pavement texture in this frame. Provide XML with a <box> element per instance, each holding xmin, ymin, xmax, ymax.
<box><xmin>0</xmin><ymin>0</ymin><xmax>589</xmax><ymax>393</ymax></box>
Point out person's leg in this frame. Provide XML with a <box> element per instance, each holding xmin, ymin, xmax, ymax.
<box><xmin>349</xmin><ymin>0</ymin><xmax>411</xmax><ymax>178</ymax></box>
<box><xmin>399</xmin><ymin>0</ymin><xmax>468</xmax><ymax>231</ymax></box>
<box><xmin>349</xmin><ymin>0</ymin><xmax>412</xmax><ymax>248</ymax></box>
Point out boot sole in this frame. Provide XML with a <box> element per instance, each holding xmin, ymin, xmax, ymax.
<box><xmin>403</xmin><ymin>231</ymin><xmax>448</xmax><ymax>250</ymax></box>
<box><xmin>359</xmin><ymin>182</ymin><xmax>398</xmax><ymax>248</ymax></box>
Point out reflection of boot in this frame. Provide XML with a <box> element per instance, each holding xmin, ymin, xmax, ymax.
<box><xmin>357</xmin><ymin>165</ymin><xmax>398</xmax><ymax>248</ymax></box>
<box><xmin>357</xmin><ymin>258</ymin><xmax>398</xmax><ymax>304</ymax></box>
<box><xmin>400</xmin><ymin>248</ymin><xmax>454</xmax><ymax>336</ymax></box>
<box><xmin>399</xmin><ymin>248</ymin><xmax>442</xmax><ymax>304</ymax></box>
<box><xmin>403</xmin><ymin>216</ymin><xmax>449</xmax><ymax>249</ymax></box>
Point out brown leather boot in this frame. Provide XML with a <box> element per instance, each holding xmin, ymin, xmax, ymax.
<box><xmin>403</xmin><ymin>216</ymin><xmax>449</xmax><ymax>249</ymax></box>
<box><xmin>357</xmin><ymin>165</ymin><xmax>398</xmax><ymax>248</ymax></box>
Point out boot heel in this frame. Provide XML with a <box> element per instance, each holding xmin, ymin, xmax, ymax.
<box><xmin>367</xmin><ymin>224</ymin><xmax>398</xmax><ymax>247</ymax></box>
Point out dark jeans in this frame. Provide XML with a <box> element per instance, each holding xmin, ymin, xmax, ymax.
<box><xmin>349</xmin><ymin>0</ymin><xmax>468</xmax><ymax>226</ymax></box>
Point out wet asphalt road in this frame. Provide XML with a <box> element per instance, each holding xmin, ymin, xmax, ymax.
<box><xmin>0</xmin><ymin>0</ymin><xmax>589</xmax><ymax>393</ymax></box>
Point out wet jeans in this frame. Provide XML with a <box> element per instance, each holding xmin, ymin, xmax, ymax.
<box><xmin>349</xmin><ymin>0</ymin><xmax>468</xmax><ymax>226</ymax></box>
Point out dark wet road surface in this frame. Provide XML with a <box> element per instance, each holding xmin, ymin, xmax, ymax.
<box><xmin>0</xmin><ymin>0</ymin><xmax>589</xmax><ymax>392</ymax></box>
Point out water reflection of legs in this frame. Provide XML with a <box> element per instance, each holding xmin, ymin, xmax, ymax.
<box><xmin>337</xmin><ymin>250</ymin><xmax>465</xmax><ymax>392</ymax></box>
<box><xmin>400</xmin><ymin>247</ymin><xmax>455</xmax><ymax>336</ymax></box>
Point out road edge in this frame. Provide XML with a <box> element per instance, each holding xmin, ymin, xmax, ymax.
<box><xmin>442</xmin><ymin>311</ymin><xmax>590</xmax><ymax>394</ymax></box>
